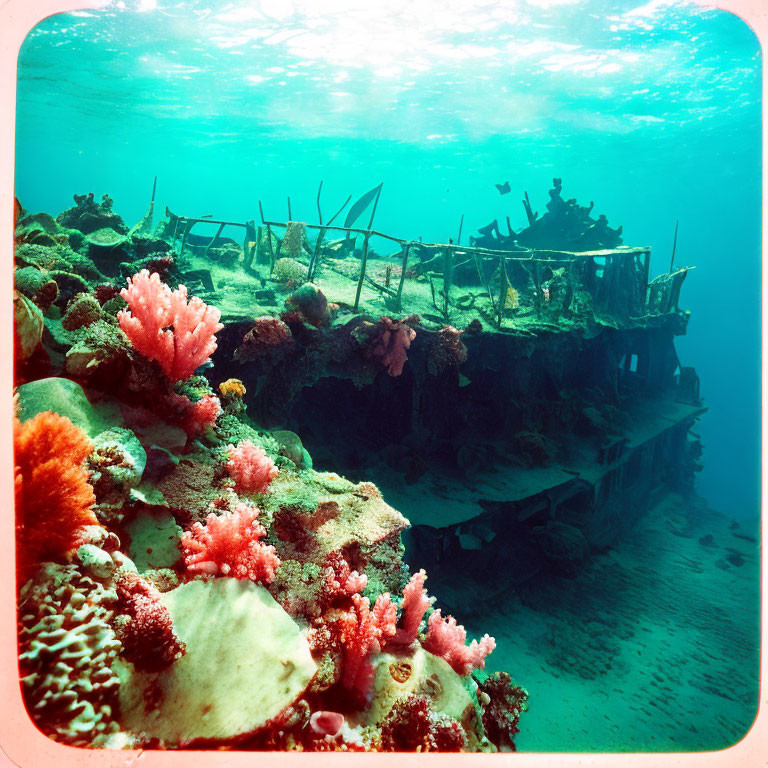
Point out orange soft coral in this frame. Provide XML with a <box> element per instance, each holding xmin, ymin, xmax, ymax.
<box><xmin>14</xmin><ymin>411</ymin><xmax>99</xmax><ymax>583</ymax></box>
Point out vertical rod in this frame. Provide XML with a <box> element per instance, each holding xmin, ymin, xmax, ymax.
<box><xmin>266</xmin><ymin>224</ymin><xmax>276</xmax><ymax>272</ymax></box>
<box><xmin>327</xmin><ymin>194</ymin><xmax>352</xmax><ymax>226</ymax></box>
<box><xmin>151</xmin><ymin>175</ymin><xmax>158</xmax><ymax>203</ymax></box>
<box><xmin>287</xmin><ymin>197</ymin><xmax>292</xmax><ymax>221</ymax></box>
<box><xmin>669</xmin><ymin>219</ymin><xmax>679</xmax><ymax>273</ymax></box>
<box><xmin>354</xmin><ymin>232</ymin><xmax>371</xmax><ymax>312</ymax></box>
<box><xmin>497</xmin><ymin>255</ymin><xmax>508</xmax><ymax>329</ymax></box>
<box><xmin>308</xmin><ymin>226</ymin><xmax>327</xmax><ymax>281</ymax></box>
<box><xmin>179</xmin><ymin>220</ymin><xmax>193</xmax><ymax>256</ymax></box>
<box><xmin>457</xmin><ymin>213</ymin><xmax>464</xmax><ymax>245</ymax></box>
<box><xmin>258</xmin><ymin>200</ymin><xmax>265</xmax><ymax>224</ymax></box>
<box><xmin>396</xmin><ymin>244</ymin><xmax>410</xmax><ymax>312</ymax></box>
<box><xmin>317</xmin><ymin>181</ymin><xmax>324</xmax><ymax>225</ymax></box>
<box><xmin>205</xmin><ymin>222</ymin><xmax>225</xmax><ymax>260</ymax></box>
<box><xmin>367</xmin><ymin>184</ymin><xmax>383</xmax><ymax>231</ymax></box>
<box><xmin>643</xmin><ymin>249</ymin><xmax>651</xmax><ymax>309</ymax></box>
<box><xmin>443</xmin><ymin>243</ymin><xmax>453</xmax><ymax>318</ymax></box>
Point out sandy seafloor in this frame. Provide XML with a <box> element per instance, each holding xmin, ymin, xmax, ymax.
<box><xmin>442</xmin><ymin>494</ymin><xmax>759</xmax><ymax>752</ymax></box>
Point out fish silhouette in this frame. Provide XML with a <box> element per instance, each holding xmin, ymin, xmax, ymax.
<box><xmin>495</xmin><ymin>181</ymin><xmax>511</xmax><ymax>195</ymax></box>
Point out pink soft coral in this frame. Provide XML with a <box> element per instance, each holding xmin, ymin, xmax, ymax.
<box><xmin>165</xmin><ymin>392</ymin><xmax>222</xmax><ymax>437</ymax></box>
<box><xmin>180</xmin><ymin>502</ymin><xmax>280</xmax><ymax>584</ymax></box>
<box><xmin>388</xmin><ymin>569</ymin><xmax>431</xmax><ymax>649</ymax></box>
<box><xmin>338</xmin><ymin>592</ymin><xmax>397</xmax><ymax>704</ymax></box>
<box><xmin>227</xmin><ymin>440</ymin><xmax>278</xmax><ymax>494</ymax></box>
<box><xmin>321</xmin><ymin>552</ymin><xmax>368</xmax><ymax>607</ymax></box>
<box><xmin>423</xmin><ymin>609</ymin><xmax>496</xmax><ymax>676</ymax></box>
<box><xmin>114</xmin><ymin>572</ymin><xmax>186</xmax><ymax>672</ymax></box>
<box><xmin>364</xmin><ymin>315</ymin><xmax>419</xmax><ymax>377</ymax></box>
<box><xmin>118</xmin><ymin>270</ymin><xmax>223</xmax><ymax>382</ymax></box>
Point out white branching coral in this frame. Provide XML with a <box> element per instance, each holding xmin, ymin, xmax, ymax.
<box><xmin>18</xmin><ymin>564</ymin><xmax>122</xmax><ymax>746</ymax></box>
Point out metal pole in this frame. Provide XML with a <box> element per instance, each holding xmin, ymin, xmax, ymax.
<box><xmin>396</xmin><ymin>244</ymin><xmax>410</xmax><ymax>312</ymax></box>
<box><xmin>317</xmin><ymin>181</ymin><xmax>323</xmax><ymax>224</ymax></box>
<box><xmin>444</xmin><ymin>242</ymin><xmax>453</xmax><ymax>318</ymax></box>
<box><xmin>367</xmin><ymin>184</ymin><xmax>383</xmax><ymax>231</ymax></box>
<box><xmin>457</xmin><ymin>214</ymin><xmax>464</xmax><ymax>245</ymax></box>
<box><xmin>287</xmin><ymin>196</ymin><xmax>292</xmax><ymax>221</ymax></box>
<box><xmin>308</xmin><ymin>226</ymin><xmax>327</xmax><ymax>281</ymax></box>
<box><xmin>327</xmin><ymin>194</ymin><xmax>352</xmax><ymax>226</ymax></box>
<box><xmin>669</xmin><ymin>219</ymin><xmax>679</xmax><ymax>273</ymax></box>
<box><xmin>179</xmin><ymin>220</ymin><xmax>193</xmax><ymax>256</ymax></box>
<box><xmin>205</xmin><ymin>222</ymin><xmax>225</xmax><ymax>260</ymax></box>
<box><xmin>353</xmin><ymin>232</ymin><xmax>371</xmax><ymax>312</ymax></box>
<box><xmin>266</xmin><ymin>224</ymin><xmax>275</xmax><ymax>271</ymax></box>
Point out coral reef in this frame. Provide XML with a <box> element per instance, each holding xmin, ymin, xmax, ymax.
<box><xmin>285</xmin><ymin>283</ymin><xmax>330</xmax><ymax>327</ymax></box>
<box><xmin>427</xmin><ymin>325</ymin><xmax>468</xmax><ymax>376</ymax></box>
<box><xmin>282</xmin><ymin>221</ymin><xmax>307</xmax><ymax>260</ymax></box>
<box><xmin>234</xmin><ymin>315</ymin><xmax>294</xmax><ymax>363</ymax></box>
<box><xmin>273</xmin><ymin>257</ymin><xmax>308</xmax><ymax>286</ymax></box>
<box><xmin>56</xmin><ymin>193</ymin><xmax>127</xmax><ymax>236</ymax></box>
<box><xmin>13</xmin><ymin>196</ymin><xmax>527</xmax><ymax>753</ymax></box>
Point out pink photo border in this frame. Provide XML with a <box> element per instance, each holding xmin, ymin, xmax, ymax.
<box><xmin>0</xmin><ymin>0</ymin><xmax>764</xmax><ymax>765</ymax></box>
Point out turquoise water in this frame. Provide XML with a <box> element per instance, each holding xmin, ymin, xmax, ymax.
<box><xmin>15</xmin><ymin>0</ymin><xmax>761</xmax><ymax>518</ymax></box>
<box><xmin>13</xmin><ymin>0</ymin><xmax>762</xmax><ymax>752</ymax></box>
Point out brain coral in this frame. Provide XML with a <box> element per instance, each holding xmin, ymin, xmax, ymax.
<box><xmin>17</xmin><ymin>564</ymin><xmax>122</xmax><ymax>746</ymax></box>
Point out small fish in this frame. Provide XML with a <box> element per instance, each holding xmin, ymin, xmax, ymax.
<box><xmin>495</xmin><ymin>181</ymin><xmax>511</xmax><ymax>195</ymax></box>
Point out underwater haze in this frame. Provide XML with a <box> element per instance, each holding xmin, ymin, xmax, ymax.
<box><xmin>12</xmin><ymin>0</ymin><xmax>762</xmax><ymax>754</ymax></box>
<box><xmin>15</xmin><ymin>0</ymin><xmax>761</xmax><ymax>519</ymax></box>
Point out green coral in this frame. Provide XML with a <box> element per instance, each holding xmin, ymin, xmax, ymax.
<box><xmin>18</xmin><ymin>564</ymin><xmax>122</xmax><ymax>746</ymax></box>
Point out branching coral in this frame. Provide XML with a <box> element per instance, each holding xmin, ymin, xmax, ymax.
<box><xmin>423</xmin><ymin>610</ymin><xmax>496</xmax><ymax>676</ymax></box>
<box><xmin>388</xmin><ymin>569</ymin><xmax>431</xmax><ymax>649</ymax></box>
<box><xmin>118</xmin><ymin>269</ymin><xmax>223</xmax><ymax>382</ymax></box>
<box><xmin>15</xmin><ymin>411</ymin><xmax>99</xmax><ymax>581</ymax></box>
<box><xmin>306</xmin><ymin>554</ymin><xmax>396</xmax><ymax>705</ymax></box>
<box><xmin>18</xmin><ymin>564</ymin><xmax>121</xmax><ymax>746</ymax></box>
<box><xmin>114</xmin><ymin>572</ymin><xmax>186</xmax><ymax>672</ymax></box>
<box><xmin>380</xmin><ymin>694</ymin><xmax>466</xmax><ymax>752</ymax></box>
<box><xmin>181</xmin><ymin>502</ymin><xmax>280</xmax><ymax>584</ymax></box>
<box><xmin>227</xmin><ymin>439</ymin><xmax>278</xmax><ymax>494</ymax></box>
<box><xmin>336</xmin><ymin>593</ymin><xmax>397</xmax><ymax>704</ymax></box>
